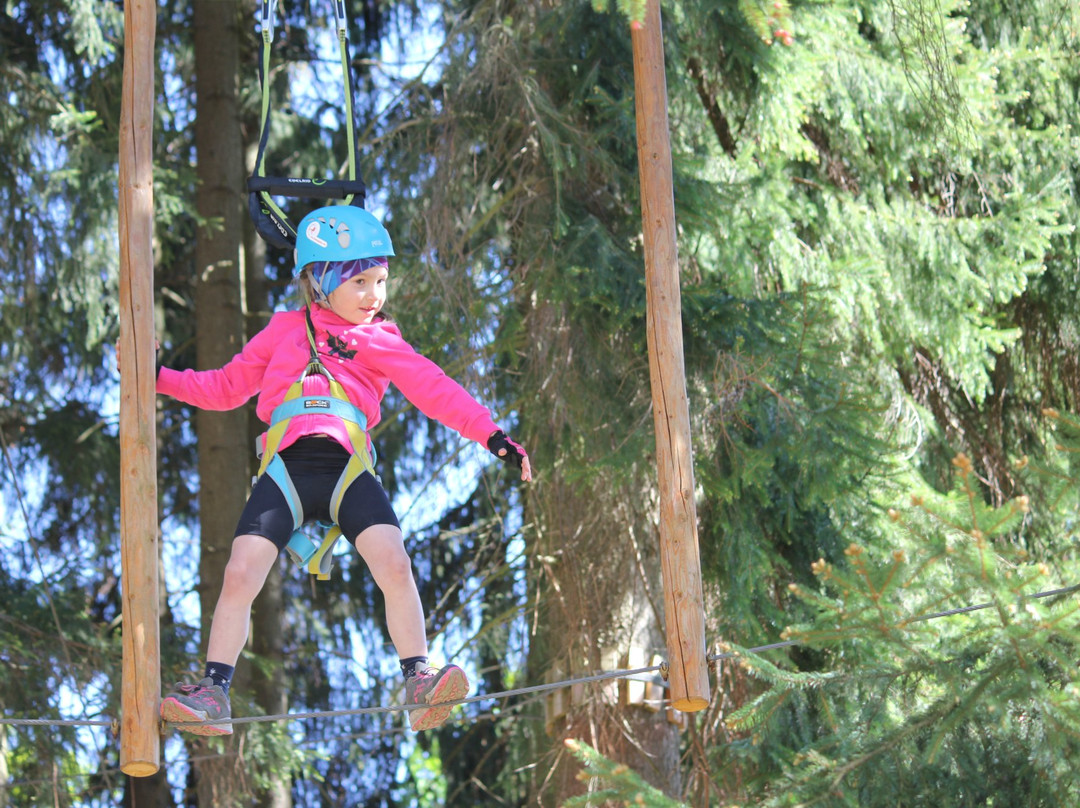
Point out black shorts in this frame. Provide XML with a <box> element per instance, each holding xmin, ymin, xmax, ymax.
<box><xmin>234</xmin><ymin>437</ymin><xmax>400</xmax><ymax>550</ymax></box>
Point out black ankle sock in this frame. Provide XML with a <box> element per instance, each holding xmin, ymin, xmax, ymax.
<box><xmin>205</xmin><ymin>662</ymin><xmax>235</xmax><ymax>694</ymax></box>
<box><xmin>400</xmin><ymin>656</ymin><xmax>428</xmax><ymax>679</ymax></box>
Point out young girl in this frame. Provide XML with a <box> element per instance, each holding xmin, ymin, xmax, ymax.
<box><xmin>155</xmin><ymin>205</ymin><xmax>531</xmax><ymax>735</ymax></box>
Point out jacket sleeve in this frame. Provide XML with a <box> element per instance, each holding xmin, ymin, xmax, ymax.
<box><xmin>156</xmin><ymin>317</ymin><xmax>280</xmax><ymax>411</ymax></box>
<box><xmin>368</xmin><ymin>329</ymin><xmax>500</xmax><ymax>445</ymax></box>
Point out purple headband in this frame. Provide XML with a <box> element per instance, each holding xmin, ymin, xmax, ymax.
<box><xmin>315</xmin><ymin>256</ymin><xmax>389</xmax><ymax>296</ymax></box>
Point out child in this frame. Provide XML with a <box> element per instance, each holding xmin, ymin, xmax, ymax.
<box><xmin>155</xmin><ymin>205</ymin><xmax>531</xmax><ymax>735</ymax></box>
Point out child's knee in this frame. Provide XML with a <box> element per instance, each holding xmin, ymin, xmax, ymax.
<box><xmin>221</xmin><ymin>535</ymin><xmax>276</xmax><ymax>593</ymax></box>
<box><xmin>369</xmin><ymin>544</ymin><xmax>414</xmax><ymax>586</ymax></box>
<box><xmin>355</xmin><ymin>526</ymin><xmax>414</xmax><ymax>586</ymax></box>
<box><xmin>222</xmin><ymin>558</ymin><xmax>261</xmax><ymax>594</ymax></box>
<box><xmin>382</xmin><ymin>549</ymin><xmax>415</xmax><ymax>584</ymax></box>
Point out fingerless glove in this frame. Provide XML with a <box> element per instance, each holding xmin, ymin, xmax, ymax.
<box><xmin>487</xmin><ymin>430</ymin><xmax>528</xmax><ymax>470</ymax></box>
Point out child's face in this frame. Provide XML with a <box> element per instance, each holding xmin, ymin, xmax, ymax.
<box><xmin>326</xmin><ymin>264</ymin><xmax>389</xmax><ymax>325</ymax></box>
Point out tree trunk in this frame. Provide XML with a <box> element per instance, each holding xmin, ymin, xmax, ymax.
<box><xmin>528</xmin><ymin>481</ymin><xmax>682</xmax><ymax>804</ymax></box>
<box><xmin>191</xmin><ymin>1</ymin><xmax>251</xmax><ymax>802</ymax></box>
<box><xmin>123</xmin><ymin>768</ymin><xmax>172</xmax><ymax>808</ymax></box>
<box><xmin>238</xmin><ymin>80</ymin><xmax>293</xmax><ymax>808</ymax></box>
<box><xmin>523</xmin><ymin>302</ymin><xmax>682</xmax><ymax>805</ymax></box>
<box><xmin>123</xmin><ymin>423</ymin><xmax>179</xmax><ymax>807</ymax></box>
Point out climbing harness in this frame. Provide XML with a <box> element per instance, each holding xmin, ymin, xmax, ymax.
<box><xmin>256</xmin><ymin>306</ymin><xmax>376</xmax><ymax>579</ymax></box>
<box><xmin>249</xmin><ymin>0</ymin><xmax>368</xmax><ymax>248</ymax></box>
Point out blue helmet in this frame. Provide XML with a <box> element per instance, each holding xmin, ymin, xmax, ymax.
<box><xmin>294</xmin><ymin>206</ymin><xmax>395</xmax><ymax>272</ymax></box>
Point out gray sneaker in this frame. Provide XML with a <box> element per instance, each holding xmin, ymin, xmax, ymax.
<box><xmin>160</xmin><ymin>677</ymin><xmax>233</xmax><ymax>736</ymax></box>
<box><xmin>405</xmin><ymin>664</ymin><xmax>469</xmax><ymax>731</ymax></box>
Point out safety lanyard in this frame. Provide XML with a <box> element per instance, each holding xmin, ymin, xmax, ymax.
<box><xmin>248</xmin><ymin>0</ymin><xmax>367</xmax><ymax>249</ymax></box>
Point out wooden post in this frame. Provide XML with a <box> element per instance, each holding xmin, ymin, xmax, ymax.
<box><xmin>631</xmin><ymin>0</ymin><xmax>710</xmax><ymax>713</ymax></box>
<box><xmin>118</xmin><ymin>0</ymin><xmax>161</xmax><ymax>777</ymax></box>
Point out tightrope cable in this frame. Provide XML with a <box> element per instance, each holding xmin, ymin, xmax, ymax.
<box><xmin>706</xmin><ymin>583</ymin><xmax>1080</xmax><ymax>662</ymax></box>
<box><xmin>0</xmin><ymin>717</ymin><xmax>116</xmax><ymax>728</ymax></box>
<box><xmin>2</xmin><ymin>582</ymin><xmax>1077</xmax><ymax>732</ymax></box>
<box><xmin>200</xmin><ymin>663</ymin><xmax>666</xmax><ymax>730</ymax></box>
<box><xmin>906</xmin><ymin>583</ymin><xmax>1080</xmax><ymax>621</ymax></box>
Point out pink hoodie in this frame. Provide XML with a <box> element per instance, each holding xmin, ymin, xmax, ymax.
<box><xmin>156</xmin><ymin>306</ymin><xmax>500</xmax><ymax>457</ymax></box>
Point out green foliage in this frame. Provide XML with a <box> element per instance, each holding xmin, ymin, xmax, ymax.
<box><xmin>738</xmin><ymin>0</ymin><xmax>796</xmax><ymax>46</ymax></box>
<box><xmin>587</xmin><ymin>0</ymin><xmax>648</xmax><ymax>27</ymax></box>
<box><xmin>641</xmin><ymin>0</ymin><xmax>1080</xmax><ymax>804</ymax></box>
<box><xmin>2</xmin><ymin>0</ymin><xmax>1079</xmax><ymax>804</ymax></box>
<box><xmin>720</xmin><ymin>450</ymin><xmax>1080</xmax><ymax>807</ymax></box>
<box><xmin>388</xmin><ymin>0</ymin><xmax>1080</xmax><ymax>803</ymax></box>
<box><xmin>0</xmin><ymin>3</ymin><xmax>135</xmax><ymax>802</ymax></box>
<box><xmin>562</xmin><ymin>739</ymin><xmax>688</xmax><ymax>807</ymax></box>
<box><xmin>407</xmin><ymin>737</ymin><xmax>450</xmax><ymax>807</ymax></box>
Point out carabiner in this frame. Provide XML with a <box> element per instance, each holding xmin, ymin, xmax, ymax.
<box><xmin>259</xmin><ymin>0</ymin><xmax>277</xmax><ymax>44</ymax></box>
<box><xmin>332</xmin><ymin>0</ymin><xmax>348</xmax><ymax>38</ymax></box>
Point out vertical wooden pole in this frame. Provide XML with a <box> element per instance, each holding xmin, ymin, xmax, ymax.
<box><xmin>631</xmin><ymin>0</ymin><xmax>710</xmax><ymax>713</ymax></box>
<box><xmin>118</xmin><ymin>0</ymin><xmax>160</xmax><ymax>777</ymax></box>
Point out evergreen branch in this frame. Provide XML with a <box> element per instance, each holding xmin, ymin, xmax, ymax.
<box><xmin>562</xmin><ymin>739</ymin><xmax>688</xmax><ymax>808</ymax></box>
<box><xmin>826</xmin><ymin>712</ymin><xmax>943</xmax><ymax>793</ymax></box>
<box><xmin>923</xmin><ymin>656</ymin><xmax>1015</xmax><ymax>762</ymax></box>
<box><xmin>723</xmin><ymin>686</ymin><xmax>792</xmax><ymax>732</ymax></box>
<box><xmin>724</xmin><ymin>643</ymin><xmax>845</xmax><ymax>690</ymax></box>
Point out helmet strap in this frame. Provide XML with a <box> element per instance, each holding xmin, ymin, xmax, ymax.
<box><xmin>309</xmin><ymin>262</ymin><xmax>332</xmax><ymax>303</ymax></box>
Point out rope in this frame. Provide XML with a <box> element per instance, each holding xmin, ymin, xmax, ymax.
<box><xmin>906</xmin><ymin>582</ymin><xmax>1080</xmax><ymax>621</ymax></box>
<box><xmin>248</xmin><ymin>0</ymin><xmax>366</xmax><ymax>248</ymax></box>
<box><xmin>0</xmin><ymin>717</ymin><xmax>116</xmax><ymax>728</ymax></box>
<box><xmin>2</xmin><ymin>582</ymin><xmax>1076</xmax><ymax>732</ymax></box>
<box><xmin>190</xmin><ymin>663</ymin><xmax>666</xmax><ymax>731</ymax></box>
<box><xmin>705</xmin><ymin>583</ymin><xmax>1080</xmax><ymax>663</ymax></box>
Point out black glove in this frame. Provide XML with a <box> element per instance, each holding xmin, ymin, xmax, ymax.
<box><xmin>487</xmin><ymin>430</ymin><xmax>528</xmax><ymax>470</ymax></box>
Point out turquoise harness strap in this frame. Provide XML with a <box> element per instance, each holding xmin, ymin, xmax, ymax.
<box><xmin>269</xmin><ymin>395</ymin><xmax>368</xmax><ymax>426</ymax></box>
<box><xmin>265</xmin><ymin>453</ymin><xmax>305</xmax><ymax>529</ymax></box>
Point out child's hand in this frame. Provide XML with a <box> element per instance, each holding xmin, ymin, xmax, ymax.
<box><xmin>487</xmin><ymin>430</ymin><xmax>532</xmax><ymax>482</ymax></box>
<box><xmin>115</xmin><ymin>339</ymin><xmax>160</xmax><ymax>373</ymax></box>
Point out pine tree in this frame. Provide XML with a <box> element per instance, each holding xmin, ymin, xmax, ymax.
<box><xmin>3</xmin><ymin>0</ymin><xmax>1078</xmax><ymax>804</ymax></box>
<box><xmin>670</xmin><ymin>0</ymin><xmax>1080</xmax><ymax>803</ymax></box>
<box><xmin>388</xmin><ymin>0</ymin><xmax>1080</xmax><ymax>803</ymax></box>
<box><xmin>0</xmin><ymin>2</ymin><xmax>140</xmax><ymax>804</ymax></box>
<box><xmin>564</xmin><ymin>738</ymin><xmax>689</xmax><ymax>807</ymax></box>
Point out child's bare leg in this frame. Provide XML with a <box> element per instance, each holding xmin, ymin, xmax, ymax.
<box><xmin>353</xmin><ymin>524</ymin><xmax>428</xmax><ymax>658</ymax></box>
<box><xmin>205</xmin><ymin>534</ymin><xmax>280</xmax><ymax>665</ymax></box>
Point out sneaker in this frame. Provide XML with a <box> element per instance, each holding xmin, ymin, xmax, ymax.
<box><xmin>160</xmin><ymin>677</ymin><xmax>233</xmax><ymax>736</ymax></box>
<box><xmin>405</xmin><ymin>664</ymin><xmax>469</xmax><ymax>731</ymax></box>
